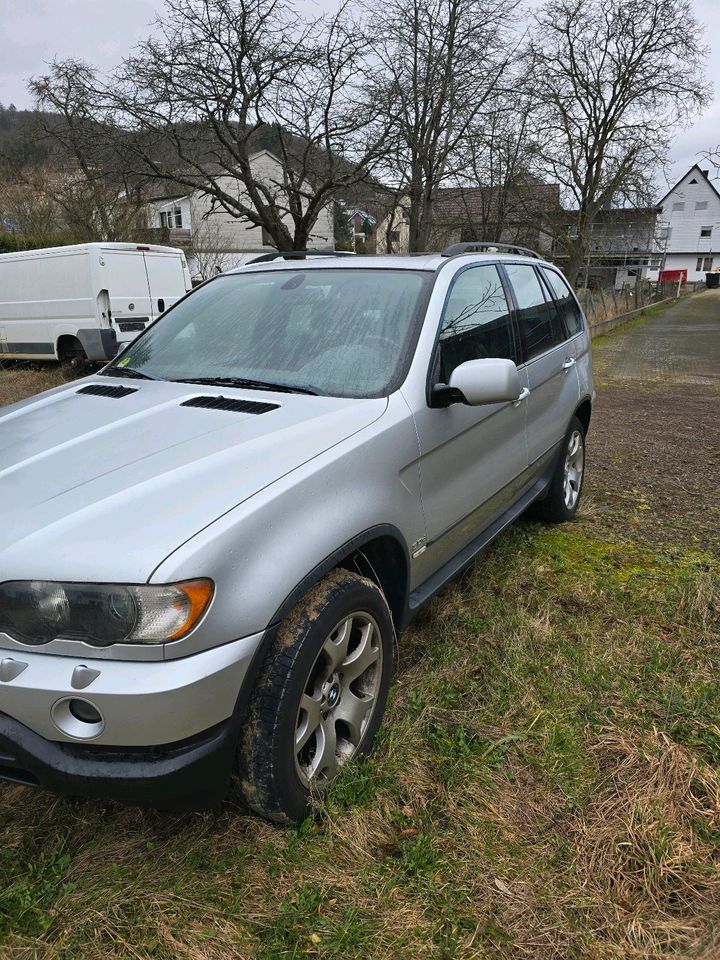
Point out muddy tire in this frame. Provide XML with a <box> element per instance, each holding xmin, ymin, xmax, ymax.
<box><xmin>59</xmin><ymin>356</ymin><xmax>90</xmax><ymax>381</ymax></box>
<box><xmin>58</xmin><ymin>337</ymin><xmax>89</xmax><ymax>381</ymax></box>
<box><xmin>532</xmin><ymin>416</ymin><xmax>586</xmax><ymax>523</ymax></box>
<box><xmin>238</xmin><ymin>569</ymin><xmax>394</xmax><ymax>823</ymax></box>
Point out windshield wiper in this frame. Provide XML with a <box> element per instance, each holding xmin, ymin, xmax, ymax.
<box><xmin>171</xmin><ymin>376</ymin><xmax>321</xmax><ymax>396</ymax></box>
<box><xmin>101</xmin><ymin>366</ymin><xmax>159</xmax><ymax>381</ymax></box>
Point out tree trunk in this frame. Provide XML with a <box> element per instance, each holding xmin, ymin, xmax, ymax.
<box><xmin>566</xmin><ymin>239</ymin><xmax>588</xmax><ymax>288</ymax></box>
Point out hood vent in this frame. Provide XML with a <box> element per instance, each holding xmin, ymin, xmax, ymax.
<box><xmin>76</xmin><ymin>384</ymin><xmax>139</xmax><ymax>399</ymax></box>
<box><xmin>181</xmin><ymin>395</ymin><xmax>279</xmax><ymax>415</ymax></box>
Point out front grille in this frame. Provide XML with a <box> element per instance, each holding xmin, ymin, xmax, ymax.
<box><xmin>76</xmin><ymin>384</ymin><xmax>138</xmax><ymax>399</ymax></box>
<box><xmin>180</xmin><ymin>395</ymin><xmax>279</xmax><ymax>415</ymax></box>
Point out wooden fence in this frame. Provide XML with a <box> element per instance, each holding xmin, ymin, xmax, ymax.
<box><xmin>576</xmin><ymin>282</ymin><xmax>674</xmax><ymax>328</ymax></box>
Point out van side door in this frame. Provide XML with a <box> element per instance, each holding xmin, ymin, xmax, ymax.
<box><xmin>503</xmin><ymin>262</ymin><xmax>580</xmax><ymax>472</ymax></box>
<box><xmin>410</xmin><ymin>263</ymin><xmax>529</xmax><ymax>570</ymax></box>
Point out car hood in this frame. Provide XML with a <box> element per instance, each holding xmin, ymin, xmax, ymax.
<box><xmin>0</xmin><ymin>378</ymin><xmax>386</xmax><ymax>582</ymax></box>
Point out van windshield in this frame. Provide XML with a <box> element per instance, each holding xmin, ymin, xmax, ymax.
<box><xmin>103</xmin><ymin>268</ymin><xmax>431</xmax><ymax>399</ymax></box>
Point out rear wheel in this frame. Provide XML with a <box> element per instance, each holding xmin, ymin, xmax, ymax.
<box><xmin>238</xmin><ymin>569</ymin><xmax>394</xmax><ymax>823</ymax></box>
<box><xmin>57</xmin><ymin>336</ymin><xmax>89</xmax><ymax>380</ymax></box>
<box><xmin>532</xmin><ymin>416</ymin><xmax>586</xmax><ymax>523</ymax></box>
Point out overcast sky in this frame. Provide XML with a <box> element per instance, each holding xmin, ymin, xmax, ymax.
<box><xmin>1</xmin><ymin>0</ymin><xmax>717</xmax><ymax>192</ymax></box>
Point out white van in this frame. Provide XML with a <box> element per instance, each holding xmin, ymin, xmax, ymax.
<box><xmin>0</xmin><ymin>242</ymin><xmax>192</xmax><ymax>366</ymax></box>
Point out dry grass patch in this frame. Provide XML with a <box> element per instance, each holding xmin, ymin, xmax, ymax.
<box><xmin>0</xmin><ymin>363</ymin><xmax>68</xmax><ymax>406</ymax></box>
<box><xmin>573</xmin><ymin>728</ymin><xmax>720</xmax><ymax>957</ymax></box>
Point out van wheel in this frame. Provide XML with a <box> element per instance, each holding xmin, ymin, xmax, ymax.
<box><xmin>532</xmin><ymin>416</ymin><xmax>586</xmax><ymax>523</ymax></box>
<box><xmin>57</xmin><ymin>337</ymin><xmax>89</xmax><ymax>380</ymax></box>
<box><xmin>238</xmin><ymin>569</ymin><xmax>394</xmax><ymax>823</ymax></box>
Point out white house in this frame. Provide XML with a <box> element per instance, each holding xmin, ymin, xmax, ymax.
<box><xmin>656</xmin><ymin>165</ymin><xmax>720</xmax><ymax>282</ymax></box>
<box><xmin>145</xmin><ymin>150</ymin><xmax>335</xmax><ymax>281</ymax></box>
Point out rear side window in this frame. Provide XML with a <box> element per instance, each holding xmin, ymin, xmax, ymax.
<box><xmin>542</xmin><ymin>268</ymin><xmax>584</xmax><ymax>337</ymax></box>
<box><xmin>438</xmin><ymin>265</ymin><xmax>517</xmax><ymax>380</ymax></box>
<box><xmin>504</xmin><ymin>263</ymin><xmax>564</xmax><ymax>360</ymax></box>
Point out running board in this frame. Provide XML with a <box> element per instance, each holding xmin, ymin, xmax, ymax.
<box><xmin>406</xmin><ymin>474</ymin><xmax>549</xmax><ymax>620</ymax></box>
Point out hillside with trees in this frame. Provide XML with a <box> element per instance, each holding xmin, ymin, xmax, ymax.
<box><xmin>0</xmin><ymin>0</ymin><xmax>710</xmax><ymax>282</ymax></box>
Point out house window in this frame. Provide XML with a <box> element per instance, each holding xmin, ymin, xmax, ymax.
<box><xmin>389</xmin><ymin>230</ymin><xmax>400</xmax><ymax>243</ymax></box>
<box><xmin>700</xmin><ymin>226</ymin><xmax>713</xmax><ymax>239</ymax></box>
<box><xmin>695</xmin><ymin>201</ymin><xmax>709</xmax><ymax>211</ymax></box>
<box><xmin>159</xmin><ymin>207</ymin><xmax>183</xmax><ymax>229</ymax></box>
<box><xmin>672</xmin><ymin>202</ymin><xmax>685</xmax><ymax>212</ymax></box>
<box><xmin>696</xmin><ymin>257</ymin><xmax>714</xmax><ymax>272</ymax></box>
<box><xmin>261</xmin><ymin>226</ymin><xmax>274</xmax><ymax>247</ymax></box>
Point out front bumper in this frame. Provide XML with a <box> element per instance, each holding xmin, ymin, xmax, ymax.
<box><xmin>0</xmin><ymin>630</ymin><xmax>269</xmax><ymax>809</ymax></box>
<box><xmin>0</xmin><ymin>712</ymin><xmax>237</xmax><ymax>810</ymax></box>
<box><xmin>0</xmin><ymin>632</ymin><xmax>263</xmax><ymax>747</ymax></box>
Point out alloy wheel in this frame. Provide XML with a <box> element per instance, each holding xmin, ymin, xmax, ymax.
<box><xmin>294</xmin><ymin>612</ymin><xmax>383</xmax><ymax>787</ymax></box>
<box><xmin>563</xmin><ymin>429</ymin><xmax>585</xmax><ymax>510</ymax></box>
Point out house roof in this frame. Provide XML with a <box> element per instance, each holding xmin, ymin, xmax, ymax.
<box><xmin>343</xmin><ymin>207</ymin><xmax>377</xmax><ymax>225</ymax></box>
<box><xmin>141</xmin><ymin>150</ymin><xmax>283</xmax><ymax>202</ymax></box>
<box><xmin>656</xmin><ymin>164</ymin><xmax>720</xmax><ymax>208</ymax></box>
<box><xmin>145</xmin><ymin>187</ymin><xmax>191</xmax><ymax>202</ymax></box>
<box><xmin>431</xmin><ymin>183</ymin><xmax>561</xmax><ymax>225</ymax></box>
<box><xmin>592</xmin><ymin>206</ymin><xmax>660</xmax><ymax>222</ymax></box>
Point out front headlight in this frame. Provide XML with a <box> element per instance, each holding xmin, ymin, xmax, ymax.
<box><xmin>0</xmin><ymin>579</ymin><xmax>213</xmax><ymax>647</ymax></box>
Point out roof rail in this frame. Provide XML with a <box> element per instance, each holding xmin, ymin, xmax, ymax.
<box><xmin>441</xmin><ymin>241</ymin><xmax>542</xmax><ymax>260</ymax></box>
<box><xmin>246</xmin><ymin>251</ymin><xmax>356</xmax><ymax>264</ymax></box>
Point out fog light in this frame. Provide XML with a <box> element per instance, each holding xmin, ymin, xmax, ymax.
<box><xmin>68</xmin><ymin>699</ymin><xmax>102</xmax><ymax>724</ymax></box>
<box><xmin>51</xmin><ymin>697</ymin><xmax>105</xmax><ymax>740</ymax></box>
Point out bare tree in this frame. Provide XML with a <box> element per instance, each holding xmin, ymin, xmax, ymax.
<box><xmin>0</xmin><ymin>162</ymin><xmax>61</xmax><ymax>242</ymax></box>
<box><xmin>446</xmin><ymin>74</ymin><xmax>550</xmax><ymax>247</ymax></box>
<box><xmin>702</xmin><ymin>145</ymin><xmax>720</xmax><ymax>175</ymax></box>
<box><xmin>33</xmin><ymin>0</ymin><xmax>391</xmax><ymax>251</ymax></box>
<box><xmin>188</xmin><ymin>216</ymin><xmax>240</xmax><ymax>280</ymax></box>
<box><xmin>27</xmin><ymin>61</ymin><xmax>148</xmax><ymax>242</ymax></box>
<box><xmin>531</xmin><ymin>0</ymin><xmax>709</xmax><ymax>285</ymax></box>
<box><xmin>364</xmin><ymin>0</ymin><xmax>523</xmax><ymax>252</ymax></box>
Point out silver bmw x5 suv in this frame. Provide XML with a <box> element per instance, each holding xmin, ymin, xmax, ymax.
<box><xmin>0</xmin><ymin>243</ymin><xmax>592</xmax><ymax>822</ymax></box>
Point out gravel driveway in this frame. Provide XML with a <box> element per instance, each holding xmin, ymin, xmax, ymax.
<box><xmin>584</xmin><ymin>289</ymin><xmax>720</xmax><ymax>551</ymax></box>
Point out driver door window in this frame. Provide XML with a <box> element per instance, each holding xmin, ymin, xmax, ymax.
<box><xmin>438</xmin><ymin>265</ymin><xmax>517</xmax><ymax>380</ymax></box>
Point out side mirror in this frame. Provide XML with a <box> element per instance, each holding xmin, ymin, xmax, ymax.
<box><xmin>433</xmin><ymin>358</ymin><xmax>522</xmax><ymax>407</ymax></box>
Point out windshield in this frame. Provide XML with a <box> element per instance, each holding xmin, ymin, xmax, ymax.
<box><xmin>104</xmin><ymin>268</ymin><xmax>431</xmax><ymax>398</ymax></box>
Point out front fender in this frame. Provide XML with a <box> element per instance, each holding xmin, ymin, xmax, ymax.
<box><xmin>152</xmin><ymin>393</ymin><xmax>425</xmax><ymax>659</ymax></box>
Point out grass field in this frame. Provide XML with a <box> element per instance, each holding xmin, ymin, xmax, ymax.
<box><xmin>0</xmin><ymin>301</ymin><xmax>718</xmax><ymax>959</ymax></box>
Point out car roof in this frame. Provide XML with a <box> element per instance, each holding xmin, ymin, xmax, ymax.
<box><xmin>226</xmin><ymin>252</ymin><xmax>551</xmax><ymax>275</ymax></box>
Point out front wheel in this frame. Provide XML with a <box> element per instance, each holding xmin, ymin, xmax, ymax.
<box><xmin>532</xmin><ymin>416</ymin><xmax>586</xmax><ymax>523</ymax></box>
<box><xmin>238</xmin><ymin>569</ymin><xmax>394</xmax><ymax>823</ymax></box>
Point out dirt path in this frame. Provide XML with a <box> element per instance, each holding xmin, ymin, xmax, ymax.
<box><xmin>582</xmin><ymin>290</ymin><xmax>720</xmax><ymax>552</ymax></box>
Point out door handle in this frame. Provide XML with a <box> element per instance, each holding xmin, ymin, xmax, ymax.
<box><xmin>513</xmin><ymin>387</ymin><xmax>530</xmax><ymax>406</ymax></box>
<box><xmin>562</xmin><ymin>357</ymin><xmax>576</xmax><ymax>370</ymax></box>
